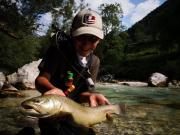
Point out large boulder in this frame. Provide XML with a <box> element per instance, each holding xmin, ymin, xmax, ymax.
<box><xmin>6</xmin><ymin>59</ymin><xmax>41</xmax><ymax>89</ymax></box>
<box><xmin>148</xmin><ymin>72</ymin><xmax>168</xmax><ymax>87</ymax></box>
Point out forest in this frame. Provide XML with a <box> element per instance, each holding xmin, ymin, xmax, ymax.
<box><xmin>0</xmin><ymin>0</ymin><xmax>179</xmax><ymax>81</ymax></box>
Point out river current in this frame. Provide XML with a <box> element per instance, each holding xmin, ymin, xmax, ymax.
<box><xmin>0</xmin><ymin>83</ymin><xmax>180</xmax><ymax>135</ymax></box>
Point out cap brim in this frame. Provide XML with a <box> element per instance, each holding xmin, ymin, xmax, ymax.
<box><xmin>72</xmin><ymin>27</ymin><xmax>104</xmax><ymax>39</ymax></box>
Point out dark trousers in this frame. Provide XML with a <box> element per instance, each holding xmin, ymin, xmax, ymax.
<box><xmin>39</xmin><ymin>118</ymin><xmax>95</xmax><ymax>135</ymax></box>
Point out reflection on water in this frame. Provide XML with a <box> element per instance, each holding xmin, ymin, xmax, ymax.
<box><xmin>0</xmin><ymin>85</ymin><xmax>180</xmax><ymax>135</ymax></box>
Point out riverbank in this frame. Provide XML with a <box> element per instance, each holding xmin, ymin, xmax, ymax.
<box><xmin>96</xmin><ymin>80</ymin><xmax>180</xmax><ymax>88</ymax></box>
<box><xmin>97</xmin><ymin>81</ymin><xmax>148</xmax><ymax>87</ymax></box>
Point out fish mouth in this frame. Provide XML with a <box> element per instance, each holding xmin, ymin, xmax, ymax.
<box><xmin>21</xmin><ymin>102</ymin><xmax>42</xmax><ymax>117</ymax></box>
<box><xmin>21</xmin><ymin>102</ymin><xmax>51</xmax><ymax>118</ymax></box>
<box><xmin>22</xmin><ymin>104</ymin><xmax>34</xmax><ymax>109</ymax></box>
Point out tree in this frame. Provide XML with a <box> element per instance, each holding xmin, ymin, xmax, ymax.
<box><xmin>0</xmin><ymin>33</ymin><xmax>40</xmax><ymax>72</ymax></box>
<box><xmin>95</xmin><ymin>31</ymin><xmax>126</xmax><ymax>75</ymax></box>
<box><xmin>75</xmin><ymin>0</ymin><xmax>89</xmax><ymax>11</ymax></box>
<box><xmin>99</xmin><ymin>3</ymin><xmax>123</xmax><ymax>35</ymax></box>
<box><xmin>0</xmin><ymin>0</ymin><xmax>77</xmax><ymax>37</ymax></box>
<box><xmin>96</xmin><ymin>3</ymin><xmax>125</xmax><ymax>75</ymax></box>
<box><xmin>50</xmin><ymin>0</ymin><xmax>76</xmax><ymax>33</ymax></box>
<box><xmin>0</xmin><ymin>0</ymin><xmax>79</xmax><ymax>72</ymax></box>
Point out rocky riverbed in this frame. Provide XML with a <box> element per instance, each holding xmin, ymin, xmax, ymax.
<box><xmin>0</xmin><ymin>90</ymin><xmax>41</xmax><ymax>135</ymax></box>
<box><xmin>0</xmin><ymin>84</ymin><xmax>180</xmax><ymax>135</ymax></box>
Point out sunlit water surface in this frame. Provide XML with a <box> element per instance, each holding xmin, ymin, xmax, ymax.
<box><xmin>95</xmin><ymin>83</ymin><xmax>180</xmax><ymax>135</ymax></box>
<box><xmin>0</xmin><ymin>84</ymin><xmax>180</xmax><ymax>135</ymax></box>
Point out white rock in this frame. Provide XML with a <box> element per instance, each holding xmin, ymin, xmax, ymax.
<box><xmin>0</xmin><ymin>72</ymin><xmax>6</xmax><ymax>89</ymax></box>
<box><xmin>148</xmin><ymin>72</ymin><xmax>168</xmax><ymax>87</ymax></box>
<box><xmin>7</xmin><ymin>59</ymin><xmax>42</xmax><ymax>89</ymax></box>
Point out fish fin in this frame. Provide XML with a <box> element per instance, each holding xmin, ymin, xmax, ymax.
<box><xmin>118</xmin><ymin>104</ymin><xmax>126</xmax><ymax>115</ymax></box>
<box><xmin>106</xmin><ymin>104</ymin><xmax>126</xmax><ymax>120</ymax></box>
<box><xmin>106</xmin><ymin>113</ymin><xmax>114</xmax><ymax>121</ymax></box>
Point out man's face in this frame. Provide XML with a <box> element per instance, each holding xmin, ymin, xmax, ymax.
<box><xmin>73</xmin><ymin>34</ymin><xmax>101</xmax><ymax>57</ymax></box>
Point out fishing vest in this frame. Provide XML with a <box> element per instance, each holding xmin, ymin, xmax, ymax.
<box><xmin>38</xmin><ymin>30</ymin><xmax>100</xmax><ymax>99</ymax></box>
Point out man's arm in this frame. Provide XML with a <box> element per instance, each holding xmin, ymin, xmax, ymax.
<box><xmin>77</xmin><ymin>55</ymin><xmax>110</xmax><ymax>106</ymax></box>
<box><xmin>35</xmin><ymin>71</ymin><xmax>65</xmax><ymax>96</ymax></box>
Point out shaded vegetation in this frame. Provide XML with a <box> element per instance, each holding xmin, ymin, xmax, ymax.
<box><xmin>97</xmin><ymin>0</ymin><xmax>180</xmax><ymax>81</ymax></box>
<box><xmin>0</xmin><ymin>0</ymin><xmax>78</xmax><ymax>73</ymax></box>
<box><xmin>120</xmin><ymin>0</ymin><xmax>180</xmax><ymax>80</ymax></box>
<box><xmin>0</xmin><ymin>0</ymin><xmax>179</xmax><ymax>81</ymax></box>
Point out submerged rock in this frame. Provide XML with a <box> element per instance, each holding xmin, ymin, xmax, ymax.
<box><xmin>0</xmin><ymin>81</ymin><xmax>23</xmax><ymax>98</ymax></box>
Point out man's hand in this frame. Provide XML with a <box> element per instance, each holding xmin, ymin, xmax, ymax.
<box><xmin>89</xmin><ymin>93</ymin><xmax>110</xmax><ymax>107</ymax></box>
<box><xmin>79</xmin><ymin>92</ymin><xmax>110</xmax><ymax>107</ymax></box>
<box><xmin>44</xmin><ymin>88</ymin><xmax>66</xmax><ymax>96</ymax></box>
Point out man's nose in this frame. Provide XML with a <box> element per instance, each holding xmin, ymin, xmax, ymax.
<box><xmin>83</xmin><ymin>41</ymin><xmax>96</xmax><ymax>49</ymax></box>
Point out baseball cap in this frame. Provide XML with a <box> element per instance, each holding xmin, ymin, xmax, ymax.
<box><xmin>71</xmin><ymin>9</ymin><xmax>104</xmax><ymax>39</ymax></box>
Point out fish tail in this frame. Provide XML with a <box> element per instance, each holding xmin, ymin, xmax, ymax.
<box><xmin>106</xmin><ymin>104</ymin><xmax>125</xmax><ymax>120</ymax></box>
<box><xmin>118</xmin><ymin>104</ymin><xmax>125</xmax><ymax>115</ymax></box>
<box><xmin>113</xmin><ymin>104</ymin><xmax>125</xmax><ymax>116</ymax></box>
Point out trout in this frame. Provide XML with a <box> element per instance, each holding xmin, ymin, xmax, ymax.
<box><xmin>21</xmin><ymin>95</ymin><xmax>125</xmax><ymax>127</ymax></box>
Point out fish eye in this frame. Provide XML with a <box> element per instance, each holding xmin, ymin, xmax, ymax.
<box><xmin>33</xmin><ymin>98</ymin><xmax>41</xmax><ymax>103</ymax></box>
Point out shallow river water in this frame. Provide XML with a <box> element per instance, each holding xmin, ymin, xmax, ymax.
<box><xmin>95</xmin><ymin>83</ymin><xmax>180</xmax><ymax>135</ymax></box>
<box><xmin>0</xmin><ymin>84</ymin><xmax>180</xmax><ymax>135</ymax></box>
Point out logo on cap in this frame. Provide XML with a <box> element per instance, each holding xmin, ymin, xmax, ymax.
<box><xmin>83</xmin><ymin>14</ymin><xmax>96</xmax><ymax>24</ymax></box>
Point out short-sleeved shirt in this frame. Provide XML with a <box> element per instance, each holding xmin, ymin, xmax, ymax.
<box><xmin>38</xmin><ymin>32</ymin><xmax>100</xmax><ymax>100</ymax></box>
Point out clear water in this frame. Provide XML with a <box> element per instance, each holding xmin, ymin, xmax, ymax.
<box><xmin>95</xmin><ymin>84</ymin><xmax>180</xmax><ymax>135</ymax></box>
<box><xmin>0</xmin><ymin>85</ymin><xmax>180</xmax><ymax>135</ymax></box>
<box><xmin>96</xmin><ymin>84</ymin><xmax>180</xmax><ymax>106</ymax></box>
<box><xmin>0</xmin><ymin>90</ymin><xmax>40</xmax><ymax>135</ymax></box>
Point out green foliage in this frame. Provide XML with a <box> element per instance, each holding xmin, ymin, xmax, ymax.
<box><xmin>96</xmin><ymin>3</ymin><xmax>126</xmax><ymax>75</ymax></box>
<box><xmin>116</xmin><ymin>51</ymin><xmax>180</xmax><ymax>80</ymax></box>
<box><xmin>76</xmin><ymin>0</ymin><xmax>89</xmax><ymax>10</ymax></box>
<box><xmin>0</xmin><ymin>0</ymin><xmax>77</xmax><ymax>37</ymax></box>
<box><xmin>37</xmin><ymin>35</ymin><xmax>51</xmax><ymax>57</ymax></box>
<box><xmin>0</xmin><ymin>33</ymin><xmax>40</xmax><ymax>72</ymax></box>
<box><xmin>0</xmin><ymin>0</ymin><xmax>83</xmax><ymax>73</ymax></box>
<box><xmin>1</xmin><ymin>0</ymin><xmax>179</xmax><ymax>82</ymax></box>
<box><xmin>0</xmin><ymin>0</ymin><xmax>32</xmax><ymax>38</ymax></box>
<box><xmin>96</xmin><ymin>31</ymin><xmax>126</xmax><ymax>74</ymax></box>
<box><xmin>51</xmin><ymin>0</ymin><xmax>76</xmax><ymax>32</ymax></box>
<box><xmin>99</xmin><ymin>3</ymin><xmax>123</xmax><ymax>35</ymax></box>
<box><xmin>163</xmin><ymin>60</ymin><xmax>180</xmax><ymax>79</ymax></box>
<box><xmin>119</xmin><ymin>0</ymin><xmax>180</xmax><ymax>80</ymax></box>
